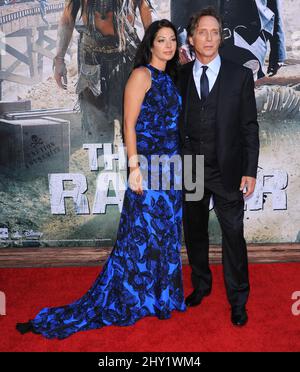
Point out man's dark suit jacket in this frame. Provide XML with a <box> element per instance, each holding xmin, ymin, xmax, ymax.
<box><xmin>178</xmin><ymin>58</ymin><xmax>260</xmax><ymax>192</ymax></box>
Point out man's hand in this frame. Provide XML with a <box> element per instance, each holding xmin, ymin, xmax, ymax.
<box><xmin>53</xmin><ymin>56</ymin><xmax>68</xmax><ymax>89</ymax></box>
<box><xmin>240</xmin><ymin>176</ymin><xmax>256</xmax><ymax>198</ymax></box>
<box><xmin>267</xmin><ymin>61</ymin><xmax>285</xmax><ymax>77</ymax></box>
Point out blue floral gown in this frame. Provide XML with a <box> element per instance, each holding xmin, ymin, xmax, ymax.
<box><xmin>23</xmin><ymin>64</ymin><xmax>186</xmax><ymax>339</ymax></box>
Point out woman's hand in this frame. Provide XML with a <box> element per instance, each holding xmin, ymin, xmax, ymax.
<box><xmin>129</xmin><ymin>167</ymin><xmax>143</xmax><ymax>195</ymax></box>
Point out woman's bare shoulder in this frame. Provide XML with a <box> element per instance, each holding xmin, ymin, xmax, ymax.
<box><xmin>131</xmin><ymin>66</ymin><xmax>151</xmax><ymax>80</ymax></box>
<box><xmin>127</xmin><ymin>66</ymin><xmax>151</xmax><ymax>91</ymax></box>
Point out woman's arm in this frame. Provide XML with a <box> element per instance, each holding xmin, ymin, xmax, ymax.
<box><xmin>123</xmin><ymin>67</ymin><xmax>151</xmax><ymax>194</ymax></box>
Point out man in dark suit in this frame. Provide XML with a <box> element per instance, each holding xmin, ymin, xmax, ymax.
<box><xmin>179</xmin><ymin>7</ymin><xmax>259</xmax><ymax>326</ymax></box>
<box><xmin>171</xmin><ymin>0</ymin><xmax>286</xmax><ymax>78</ymax></box>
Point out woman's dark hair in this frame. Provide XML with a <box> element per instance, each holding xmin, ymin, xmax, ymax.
<box><xmin>134</xmin><ymin>19</ymin><xmax>180</xmax><ymax>81</ymax></box>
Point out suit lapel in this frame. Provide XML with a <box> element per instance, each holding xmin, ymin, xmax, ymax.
<box><xmin>180</xmin><ymin>61</ymin><xmax>194</xmax><ymax>139</ymax></box>
<box><xmin>216</xmin><ymin>58</ymin><xmax>232</xmax><ymax>129</ymax></box>
<box><xmin>184</xmin><ymin>66</ymin><xmax>194</xmax><ymax>128</ymax></box>
<box><xmin>182</xmin><ymin>63</ymin><xmax>194</xmax><ymax>126</ymax></box>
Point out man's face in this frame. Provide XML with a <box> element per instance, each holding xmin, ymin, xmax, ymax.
<box><xmin>189</xmin><ymin>16</ymin><xmax>221</xmax><ymax>62</ymax></box>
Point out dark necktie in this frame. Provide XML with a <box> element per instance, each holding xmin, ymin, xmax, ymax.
<box><xmin>200</xmin><ymin>65</ymin><xmax>209</xmax><ymax>102</ymax></box>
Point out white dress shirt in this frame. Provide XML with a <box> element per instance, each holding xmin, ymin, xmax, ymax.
<box><xmin>193</xmin><ymin>54</ymin><xmax>221</xmax><ymax>100</ymax></box>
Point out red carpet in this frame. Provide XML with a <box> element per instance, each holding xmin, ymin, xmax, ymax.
<box><xmin>0</xmin><ymin>263</ymin><xmax>299</xmax><ymax>352</ymax></box>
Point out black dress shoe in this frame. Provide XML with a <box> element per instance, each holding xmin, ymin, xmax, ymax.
<box><xmin>16</xmin><ymin>321</ymin><xmax>38</xmax><ymax>335</ymax></box>
<box><xmin>185</xmin><ymin>289</ymin><xmax>211</xmax><ymax>307</ymax></box>
<box><xmin>231</xmin><ymin>306</ymin><xmax>248</xmax><ymax>327</ymax></box>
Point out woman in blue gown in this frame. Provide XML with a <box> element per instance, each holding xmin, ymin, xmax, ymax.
<box><xmin>16</xmin><ymin>19</ymin><xmax>186</xmax><ymax>340</ymax></box>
